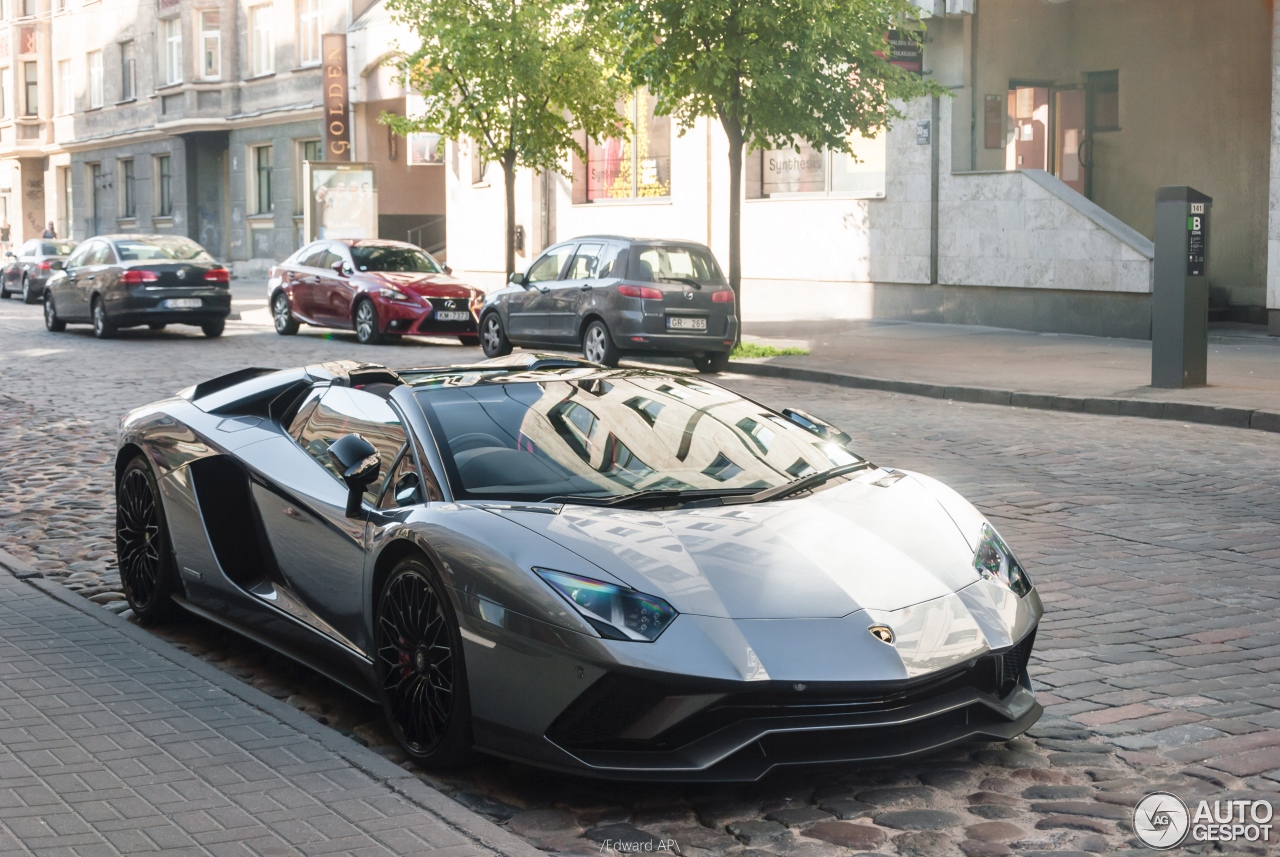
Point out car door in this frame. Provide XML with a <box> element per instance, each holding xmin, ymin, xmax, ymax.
<box><xmin>7</xmin><ymin>240</ymin><xmax>32</xmax><ymax>288</ymax></box>
<box><xmin>552</xmin><ymin>242</ymin><xmax>606</xmax><ymax>342</ymax></box>
<box><xmin>289</xmin><ymin>243</ymin><xmax>330</xmax><ymax>323</ymax></box>
<box><xmin>315</xmin><ymin>244</ymin><xmax>358</xmax><ymax>326</ymax></box>
<box><xmin>247</xmin><ymin>385</ymin><xmax>407</xmax><ymax>655</ymax></box>
<box><xmin>73</xmin><ymin>240</ymin><xmax>109</xmax><ymax>319</ymax></box>
<box><xmin>55</xmin><ymin>241</ymin><xmax>93</xmax><ymax>318</ymax></box>
<box><xmin>508</xmin><ymin>243</ymin><xmax>574</xmax><ymax>341</ymax></box>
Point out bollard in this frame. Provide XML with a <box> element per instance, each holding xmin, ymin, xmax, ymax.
<box><xmin>1152</xmin><ymin>186</ymin><xmax>1211</xmax><ymax>388</ymax></box>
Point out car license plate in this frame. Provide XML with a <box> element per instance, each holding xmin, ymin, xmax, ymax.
<box><xmin>163</xmin><ymin>298</ymin><xmax>202</xmax><ymax>309</ymax></box>
<box><xmin>666</xmin><ymin>316</ymin><xmax>707</xmax><ymax>331</ymax></box>
<box><xmin>435</xmin><ymin>310</ymin><xmax>470</xmax><ymax>322</ymax></box>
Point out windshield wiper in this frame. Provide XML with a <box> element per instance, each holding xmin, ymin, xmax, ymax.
<box><xmin>728</xmin><ymin>461</ymin><xmax>873</xmax><ymax>505</ymax></box>
<box><xmin>658</xmin><ymin>277</ymin><xmax>703</xmax><ymax>289</ymax></box>
<box><xmin>543</xmin><ymin>488</ymin><xmax>755</xmax><ymax>510</ymax></box>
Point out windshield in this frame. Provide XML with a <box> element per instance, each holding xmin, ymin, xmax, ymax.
<box><xmin>413</xmin><ymin>371</ymin><xmax>858</xmax><ymax>502</ymax></box>
<box><xmin>352</xmin><ymin>245</ymin><xmax>443</xmax><ymax>274</ymax></box>
<box><xmin>43</xmin><ymin>242</ymin><xmax>76</xmax><ymax>256</ymax></box>
<box><xmin>115</xmin><ymin>237</ymin><xmax>214</xmax><ymax>262</ymax></box>
<box><xmin>630</xmin><ymin>245</ymin><xmax>725</xmax><ymax>285</ymax></box>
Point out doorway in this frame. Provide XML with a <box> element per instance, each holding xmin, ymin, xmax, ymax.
<box><xmin>1006</xmin><ymin>85</ymin><xmax>1048</xmax><ymax>171</ymax></box>
<box><xmin>1052</xmin><ymin>86</ymin><xmax>1088</xmax><ymax>198</ymax></box>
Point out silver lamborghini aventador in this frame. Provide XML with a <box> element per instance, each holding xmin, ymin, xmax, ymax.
<box><xmin>115</xmin><ymin>354</ymin><xmax>1042</xmax><ymax>780</ymax></box>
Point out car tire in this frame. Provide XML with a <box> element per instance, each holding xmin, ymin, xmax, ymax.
<box><xmin>201</xmin><ymin>320</ymin><xmax>225</xmax><ymax>338</ymax></box>
<box><xmin>480</xmin><ymin>312</ymin><xmax>512</xmax><ymax>358</ymax></box>
<box><xmin>692</xmin><ymin>351</ymin><xmax>730</xmax><ymax>374</ymax></box>
<box><xmin>43</xmin><ymin>291</ymin><xmax>65</xmax><ymax>332</ymax></box>
<box><xmin>92</xmin><ymin>297</ymin><xmax>116</xmax><ymax>339</ymax></box>
<box><xmin>354</xmin><ymin>298</ymin><xmax>383</xmax><ymax>345</ymax></box>
<box><xmin>272</xmin><ymin>291</ymin><xmax>299</xmax><ymax>335</ymax></box>
<box><xmin>375</xmin><ymin>557</ymin><xmax>474</xmax><ymax>768</ymax></box>
<box><xmin>21</xmin><ymin>276</ymin><xmax>37</xmax><ymax>304</ymax></box>
<box><xmin>116</xmin><ymin>456</ymin><xmax>180</xmax><ymax>624</ymax></box>
<box><xmin>0</xmin><ymin>277</ymin><xmax>9</xmax><ymax>299</ymax></box>
<box><xmin>148</xmin><ymin>323</ymin><xmax>166</xmax><ymax>331</ymax></box>
<box><xmin>582</xmin><ymin>319</ymin><xmax>620</xmax><ymax>367</ymax></box>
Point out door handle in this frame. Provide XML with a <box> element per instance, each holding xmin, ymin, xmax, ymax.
<box><xmin>86</xmin><ymin>275</ymin><xmax>95</xmax><ymax>280</ymax></box>
<box><xmin>580</xmin><ymin>284</ymin><xmax>592</xmax><ymax>291</ymax></box>
<box><xmin>538</xmin><ymin>287</ymin><xmax>550</xmax><ymax>294</ymax></box>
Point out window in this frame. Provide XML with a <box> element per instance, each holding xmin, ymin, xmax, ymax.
<box><xmin>525</xmin><ymin>244</ymin><xmax>573</xmax><ymax>283</ymax></box>
<box><xmin>119</xmin><ymin>159</ymin><xmax>135</xmax><ymax>218</ymax></box>
<box><xmin>0</xmin><ymin>67</ymin><xmax>9</xmax><ymax>118</ymax></box>
<box><xmin>56</xmin><ymin>0</ymin><xmax>65</xmax><ymax>12</ymax></box>
<box><xmin>302</xmin><ymin>138</ymin><xmax>322</xmax><ymax>162</ymax></box>
<box><xmin>746</xmin><ymin>133</ymin><xmax>887</xmax><ymax>199</ymax></box>
<box><xmin>378</xmin><ymin>446</ymin><xmax>426</xmax><ymax>509</ymax></box>
<box><xmin>59</xmin><ymin>165</ymin><xmax>71</xmax><ymax>238</ymax></box>
<box><xmin>253</xmin><ymin>144</ymin><xmax>273</xmax><ymax>214</ymax></box>
<box><xmin>57</xmin><ymin>58</ymin><xmax>71</xmax><ymax>114</ymax></box>
<box><xmin>1088</xmin><ymin>70</ymin><xmax>1119</xmax><ymax>132</ymax></box>
<box><xmin>469</xmin><ymin>139</ymin><xmax>487</xmax><ymax>184</ymax></box>
<box><xmin>297</xmin><ymin>0</ymin><xmax>321</xmax><ymax>66</ymax></box>
<box><xmin>200</xmin><ymin>11</ymin><xmax>220</xmax><ymax>80</ymax></box>
<box><xmin>584</xmin><ymin>90</ymin><xmax>670</xmax><ymax>201</ymax></box>
<box><xmin>250</xmin><ymin>4</ymin><xmax>274</xmax><ymax>77</ymax></box>
<box><xmin>1005</xmin><ymin>85</ymin><xmax>1048</xmax><ymax>171</ymax></box>
<box><xmin>156</xmin><ymin>155</ymin><xmax>172</xmax><ymax>217</ymax></box>
<box><xmin>120</xmin><ymin>40</ymin><xmax>136</xmax><ymax>101</ymax></box>
<box><xmin>565</xmin><ymin>243</ymin><xmax>604</xmax><ymax>280</ymax></box>
<box><xmin>297</xmin><ymin>387</ymin><xmax>406</xmax><ymax>506</ymax></box>
<box><xmin>20</xmin><ymin>0</ymin><xmax>33</xmax><ymax>17</ymax></box>
<box><xmin>294</xmin><ymin>139</ymin><xmax>321</xmax><ymax>213</ymax></box>
<box><xmin>21</xmin><ymin>62</ymin><xmax>35</xmax><ymax>116</ymax></box>
<box><xmin>161</xmin><ymin>17</ymin><xmax>182</xmax><ymax>85</ymax></box>
<box><xmin>87</xmin><ymin>50</ymin><xmax>103</xmax><ymax>107</ymax></box>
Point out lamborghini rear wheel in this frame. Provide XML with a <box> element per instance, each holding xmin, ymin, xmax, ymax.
<box><xmin>116</xmin><ymin>456</ymin><xmax>179</xmax><ymax>623</ymax></box>
<box><xmin>375</xmin><ymin>557</ymin><xmax>473</xmax><ymax>767</ymax></box>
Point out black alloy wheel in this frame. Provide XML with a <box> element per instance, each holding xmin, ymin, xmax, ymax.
<box><xmin>43</xmin><ymin>291</ymin><xmax>65</xmax><ymax>331</ymax></box>
<box><xmin>354</xmin><ymin>298</ymin><xmax>383</xmax><ymax>345</ymax></box>
<box><xmin>273</xmin><ymin>291</ymin><xmax>299</xmax><ymax>335</ymax></box>
<box><xmin>22</xmin><ymin>275</ymin><xmax>37</xmax><ymax>304</ymax></box>
<box><xmin>375</xmin><ymin>558</ymin><xmax>472</xmax><ymax>767</ymax></box>
<box><xmin>116</xmin><ymin>457</ymin><xmax>178</xmax><ymax>623</ymax></box>
<box><xmin>480</xmin><ymin>313</ymin><xmax>511</xmax><ymax>357</ymax></box>
<box><xmin>692</xmin><ymin>351</ymin><xmax>730</xmax><ymax>374</ymax></box>
<box><xmin>92</xmin><ymin>297</ymin><xmax>116</xmax><ymax>339</ymax></box>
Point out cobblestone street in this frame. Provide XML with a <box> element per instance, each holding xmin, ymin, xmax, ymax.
<box><xmin>1</xmin><ymin>297</ymin><xmax>1278</xmax><ymax>856</ymax></box>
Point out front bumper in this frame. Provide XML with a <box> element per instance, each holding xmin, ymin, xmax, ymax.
<box><xmin>378</xmin><ymin>298</ymin><xmax>479</xmax><ymax>336</ymax></box>
<box><xmin>105</xmin><ymin>288</ymin><xmax>231</xmax><ymax>327</ymax></box>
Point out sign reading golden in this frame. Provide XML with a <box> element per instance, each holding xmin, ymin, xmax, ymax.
<box><xmin>323</xmin><ymin>34</ymin><xmax>351</xmax><ymax>160</ymax></box>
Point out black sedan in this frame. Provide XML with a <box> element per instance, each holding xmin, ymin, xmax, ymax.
<box><xmin>479</xmin><ymin>236</ymin><xmax>738</xmax><ymax>373</ymax></box>
<box><xmin>43</xmin><ymin>234</ymin><xmax>231</xmax><ymax>339</ymax></box>
<box><xmin>1</xmin><ymin>238</ymin><xmax>77</xmax><ymax>304</ymax></box>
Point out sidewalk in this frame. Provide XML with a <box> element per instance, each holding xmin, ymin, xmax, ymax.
<box><xmin>0</xmin><ymin>548</ymin><xmax>539</xmax><ymax>857</ymax></box>
<box><xmin>735</xmin><ymin>320</ymin><xmax>1280</xmax><ymax>431</ymax></box>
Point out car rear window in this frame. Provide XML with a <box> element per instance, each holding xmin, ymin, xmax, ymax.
<box><xmin>115</xmin><ymin>237</ymin><xmax>214</xmax><ymax>262</ymax></box>
<box><xmin>629</xmin><ymin>245</ymin><xmax>725</xmax><ymax>285</ymax></box>
<box><xmin>43</xmin><ymin>242</ymin><xmax>76</xmax><ymax>256</ymax></box>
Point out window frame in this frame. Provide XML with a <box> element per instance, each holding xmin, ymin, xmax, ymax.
<box><xmin>297</xmin><ymin>0</ymin><xmax>321</xmax><ymax>67</ymax></box>
<box><xmin>199</xmin><ymin>10</ymin><xmax>221</xmax><ymax>81</ymax></box>
<box><xmin>581</xmin><ymin>90</ymin><xmax>672</xmax><ymax>203</ymax></box>
<box><xmin>119</xmin><ymin>158</ymin><xmax>135</xmax><ymax>219</ymax></box>
<box><xmin>155</xmin><ymin>154</ymin><xmax>172</xmax><ymax>218</ymax></box>
<box><xmin>56</xmin><ymin>58</ymin><xmax>71</xmax><ymax>114</ymax></box>
<box><xmin>120</xmin><ymin>39</ymin><xmax>136</xmax><ymax>101</ymax></box>
<box><xmin>160</xmin><ymin>16</ymin><xmax>183</xmax><ymax>86</ymax></box>
<box><xmin>747</xmin><ymin>137</ymin><xmax>888</xmax><ymax>201</ymax></box>
<box><xmin>252</xmin><ymin>143</ymin><xmax>273</xmax><ymax>215</ymax></box>
<box><xmin>87</xmin><ymin>50</ymin><xmax>104</xmax><ymax>108</ymax></box>
<box><xmin>250</xmin><ymin>3</ymin><xmax>275</xmax><ymax>78</ymax></box>
<box><xmin>21</xmin><ymin>60</ymin><xmax>36</xmax><ymax>117</ymax></box>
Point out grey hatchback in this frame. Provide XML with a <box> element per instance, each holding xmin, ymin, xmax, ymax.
<box><xmin>479</xmin><ymin>236</ymin><xmax>738</xmax><ymax>372</ymax></box>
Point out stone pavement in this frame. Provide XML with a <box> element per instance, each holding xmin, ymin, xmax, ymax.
<box><xmin>0</xmin><ymin>548</ymin><xmax>539</xmax><ymax>857</ymax></box>
<box><xmin>738</xmin><ymin>319</ymin><xmax>1280</xmax><ymax>420</ymax></box>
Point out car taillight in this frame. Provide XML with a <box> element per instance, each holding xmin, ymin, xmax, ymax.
<box><xmin>37</xmin><ymin>260</ymin><xmax>51</xmax><ymax>271</ymax></box>
<box><xmin>204</xmin><ymin>268</ymin><xmax>230</xmax><ymax>283</ymax></box>
<box><xmin>618</xmin><ymin>285</ymin><xmax>663</xmax><ymax>300</ymax></box>
<box><xmin>120</xmin><ymin>270</ymin><xmax>159</xmax><ymax>284</ymax></box>
<box><xmin>712</xmin><ymin>289</ymin><xmax>734</xmax><ymax>303</ymax></box>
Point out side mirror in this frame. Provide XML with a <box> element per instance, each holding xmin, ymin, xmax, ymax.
<box><xmin>327</xmin><ymin>433</ymin><xmax>381</xmax><ymax>517</ymax></box>
<box><xmin>4</xmin><ymin>252</ymin><xmax>13</xmax><ymax>258</ymax></box>
<box><xmin>443</xmin><ymin>265</ymin><xmax>453</xmax><ymax>276</ymax></box>
<box><xmin>782</xmin><ymin>408</ymin><xmax>853</xmax><ymax>446</ymax></box>
<box><xmin>508</xmin><ymin>271</ymin><xmax>526</xmax><ymax>287</ymax></box>
<box><xmin>332</xmin><ymin>260</ymin><xmax>351</xmax><ymax>277</ymax></box>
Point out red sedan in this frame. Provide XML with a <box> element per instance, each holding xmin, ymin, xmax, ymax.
<box><xmin>268</xmin><ymin>239</ymin><xmax>482</xmax><ymax>345</ymax></box>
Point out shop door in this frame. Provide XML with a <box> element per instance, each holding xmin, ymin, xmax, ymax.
<box><xmin>1006</xmin><ymin>86</ymin><xmax>1048</xmax><ymax>172</ymax></box>
<box><xmin>1052</xmin><ymin>86</ymin><xmax>1089</xmax><ymax>198</ymax></box>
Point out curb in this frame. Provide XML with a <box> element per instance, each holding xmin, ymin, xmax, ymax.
<box><xmin>0</xmin><ymin>546</ymin><xmax>543</xmax><ymax>857</ymax></box>
<box><xmin>727</xmin><ymin>360</ymin><xmax>1280</xmax><ymax>434</ymax></box>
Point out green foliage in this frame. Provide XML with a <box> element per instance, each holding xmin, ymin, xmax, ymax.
<box><xmin>382</xmin><ymin>0</ymin><xmax>628</xmax><ymax>172</ymax></box>
<box><xmin>731</xmin><ymin>342</ymin><xmax>810</xmax><ymax>358</ymax></box>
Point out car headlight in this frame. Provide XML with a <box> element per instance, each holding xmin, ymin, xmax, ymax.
<box><xmin>380</xmin><ymin>287</ymin><xmax>412</xmax><ymax>302</ymax></box>
<box><xmin>974</xmin><ymin>523</ymin><xmax>1032</xmax><ymax>596</ymax></box>
<box><xmin>536</xmin><ymin>569</ymin><xmax>677</xmax><ymax>641</ymax></box>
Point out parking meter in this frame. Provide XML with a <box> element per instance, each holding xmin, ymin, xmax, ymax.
<box><xmin>1152</xmin><ymin>186</ymin><xmax>1211</xmax><ymax>388</ymax></box>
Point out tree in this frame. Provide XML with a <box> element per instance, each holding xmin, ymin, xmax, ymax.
<box><xmin>384</xmin><ymin>0</ymin><xmax>629</xmax><ymax>276</ymax></box>
<box><xmin>607</xmin><ymin>0</ymin><xmax>946</xmax><ymax>316</ymax></box>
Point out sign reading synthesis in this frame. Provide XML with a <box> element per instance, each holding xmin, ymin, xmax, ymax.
<box><xmin>322</xmin><ymin>34</ymin><xmax>351</xmax><ymax>161</ymax></box>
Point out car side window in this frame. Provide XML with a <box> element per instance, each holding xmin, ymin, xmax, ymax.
<box><xmin>297</xmin><ymin>386</ymin><xmax>408</xmax><ymax>506</ymax></box>
<box><xmin>20</xmin><ymin>240</ymin><xmax>36</xmax><ymax>257</ymax></box>
<box><xmin>596</xmin><ymin>244</ymin><xmax>625</xmax><ymax>279</ymax></box>
<box><xmin>99</xmin><ymin>244</ymin><xmax>118</xmax><ymax>265</ymax></box>
<box><xmin>565</xmin><ymin>243</ymin><xmax>605</xmax><ymax>280</ymax></box>
<box><xmin>66</xmin><ymin>242</ymin><xmax>94</xmax><ymax>268</ymax></box>
<box><xmin>526</xmin><ymin>245</ymin><xmax>573</xmax><ymax>284</ymax></box>
<box><xmin>320</xmin><ymin>248</ymin><xmax>345</xmax><ymax>271</ymax></box>
<box><xmin>298</xmin><ymin>245</ymin><xmax>327</xmax><ymax>268</ymax></box>
<box><xmin>84</xmin><ymin>243</ymin><xmax>108</xmax><ymax>266</ymax></box>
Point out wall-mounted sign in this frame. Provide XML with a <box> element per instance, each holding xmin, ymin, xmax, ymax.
<box><xmin>19</xmin><ymin>25</ymin><xmax>35</xmax><ymax>55</ymax></box>
<box><xmin>1187</xmin><ymin>203</ymin><xmax>1207</xmax><ymax>277</ymax></box>
<box><xmin>304</xmin><ymin>161</ymin><xmax>377</xmax><ymax>243</ymax></box>
<box><xmin>407</xmin><ymin>132</ymin><xmax>443</xmax><ymax>166</ymax></box>
<box><xmin>883</xmin><ymin>30</ymin><xmax>922</xmax><ymax>74</ymax></box>
<box><xmin>322</xmin><ymin>34</ymin><xmax>351</xmax><ymax>160</ymax></box>
<box><xmin>916</xmin><ymin>120</ymin><xmax>931</xmax><ymax>146</ymax></box>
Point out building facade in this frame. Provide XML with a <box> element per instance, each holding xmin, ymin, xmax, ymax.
<box><xmin>441</xmin><ymin>0</ymin><xmax>1280</xmax><ymax>337</ymax></box>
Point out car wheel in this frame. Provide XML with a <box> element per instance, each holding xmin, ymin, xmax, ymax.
<box><xmin>582</xmin><ymin>319</ymin><xmax>620</xmax><ymax>367</ymax></box>
<box><xmin>92</xmin><ymin>297</ymin><xmax>116</xmax><ymax>339</ymax></box>
<box><xmin>21</xmin><ymin>276</ymin><xmax>37</xmax><ymax>304</ymax></box>
<box><xmin>0</xmin><ymin>277</ymin><xmax>9</xmax><ymax>299</ymax></box>
<box><xmin>354</xmin><ymin>298</ymin><xmax>383</xmax><ymax>345</ymax></box>
<box><xmin>375</xmin><ymin>557</ymin><xmax>473</xmax><ymax>768</ymax></box>
<box><xmin>692</xmin><ymin>351</ymin><xmax>730</xmax><ymax>374</ymax></box>
<box><xmin>480</xmin><ymin>313</ymin><xmax>512</xmax><ymax>357</ymax></box>
<box><xmin>201</xmin><ymin>320</ymin><xmax>225</xmax><ymax>338</ymax></box>
<box><xmin>116</xmin><ymin>456</ymin><xmax>179</xmax><ymax>623</ymax></box>
<box><xmin>272</xmin><ymin>291</ymin><xmax>299</xmax><ymax>335</ymax></box>
<box><xmin>43</xmin><ymin>291</ymin><xmax>65</xmax><ymax>332</ymax></box>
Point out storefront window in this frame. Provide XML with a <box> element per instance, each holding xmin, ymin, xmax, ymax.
<box><xmin>585</xmin><ymin>90</ymin><xmax>670</xmax><ymax>202</ymax></box>
<box><xmin>747</xmin><ymin>132</ymin><xmax>886</xmax><ymax>199</ymax></box>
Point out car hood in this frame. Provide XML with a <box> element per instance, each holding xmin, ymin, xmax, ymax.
<box><xmin>367</xmin><ymin>271</ymin><xmax>474</xmax><ymax>298</ymax></box>
<box><xmin>485</xmin><ymin>473</ymin><xmax>984</xmax><ymax>619</ymax></box>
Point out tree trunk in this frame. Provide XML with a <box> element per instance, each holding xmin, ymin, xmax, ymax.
<box><xmin>502</xmin><ymin>150</ymin><xmax>517</xmax><ymax>278</ymax></box>
<box><xmin>722</xmin><ymin>118</ymin><xmax>744</xmax><ymax>345</ymax></box>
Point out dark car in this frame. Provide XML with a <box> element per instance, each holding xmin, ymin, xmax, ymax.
<box><xmin>117</xmin><ymin>354</ymin><xmax>1042</xmax><ymax>779</ymax></box>
<box><xmin>43</xmin><ymin>234</ymin><xmax>231</xmax><ymax>339</ymax></box>
<box><xmin>480</xmin><ymin>236</ymin><xmax>738</xmax><ymax>373</ymax></box>
<box><xmin>268</xmin><ymin>239</ymin><xmax>483</xmax><ymax>345</ymax></box>
<box><xmin>1</xmin><ymin>238</ymin><xmax>78</xmax><ymax>304</ymax></box>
